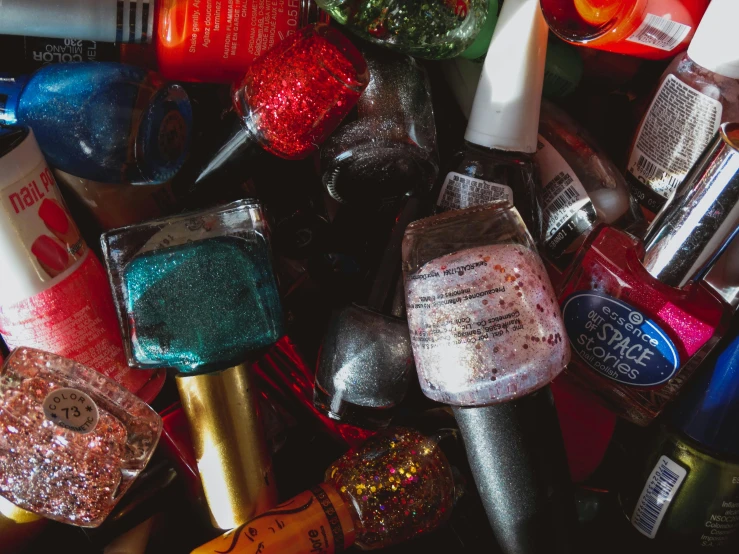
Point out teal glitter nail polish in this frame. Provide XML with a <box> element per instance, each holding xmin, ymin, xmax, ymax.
<box><xmin>101</xmin><ymin>200</ymin><xmax>284</xmax><ymax>373</ymax></box>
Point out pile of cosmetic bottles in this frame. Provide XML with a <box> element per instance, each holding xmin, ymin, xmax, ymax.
<box><xmin>0</xmin><ymin>0</ymin><xmax>738</xmax><ymax>553</ymax></box>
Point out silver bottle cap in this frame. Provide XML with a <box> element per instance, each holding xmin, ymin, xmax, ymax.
<box><xmin>0</xmin><ymin>0</ymin><xmax>154</xmax><ymax>44</ymax></box>
<box><xmin>643</xmin><ymin>122</ymin><xmax>739</xmax><ymax>289</ymax></box>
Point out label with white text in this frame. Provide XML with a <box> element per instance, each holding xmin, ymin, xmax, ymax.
<box><xmin>561</xmin><ymin>291</ymin><xmax>680</xmax><ymax>386</ymax></box>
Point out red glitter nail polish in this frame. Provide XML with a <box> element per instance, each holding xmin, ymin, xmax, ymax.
<box><xmin>196</xmin><ymin>24</ymin><xmax>368</xmax><ymax>184</ymax></box>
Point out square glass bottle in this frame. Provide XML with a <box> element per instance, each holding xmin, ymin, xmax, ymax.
<box><xmin>101</xmin><ymin>200</ymin><xmax>284</xmax><ymax>374</ymax></box>
<box><xmin>0</xmin><ymin>347</ymin><xmax>162</xmax><ymax>527</ymax></box>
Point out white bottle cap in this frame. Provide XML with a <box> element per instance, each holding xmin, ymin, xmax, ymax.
<box><xmin>441</xmin><ymin>58</ymin><xmax>483</xmax><ymax>120</ymax></box>
<box><xmin>687</xmin><ymin>0</ymin><xmax>739</xmax><ymax>80</ymax></box>
<box><xmin>464</xmin><ymin>0</ymin><xmax>548</xmax><ymax>153</ymax></box>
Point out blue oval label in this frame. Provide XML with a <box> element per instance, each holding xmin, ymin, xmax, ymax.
<box><xmin>561</xmin><ymin>291</ymin><xmax>680</xmax><ymax>387</ymax></box>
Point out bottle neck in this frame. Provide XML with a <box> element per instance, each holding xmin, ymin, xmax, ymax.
<box><xmin>190</xmin><ymin>484</ymin><xmax>357</xmax><ymax>554</ymax></box>
<box><xmin>0</xmin><ymin>75</ymin><xmax>28</xmax><ymax>126</ymax></box>
<box><xmin>302</xmin><ymin>0</ymin><xmax>331</xmax><ymax>25</ymax></box>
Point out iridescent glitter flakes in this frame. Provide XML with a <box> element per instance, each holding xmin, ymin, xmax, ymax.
<box><xmin>0</xmin><ymin>348</ymin><xmax>161</xmax><ymax>527</ymax></box>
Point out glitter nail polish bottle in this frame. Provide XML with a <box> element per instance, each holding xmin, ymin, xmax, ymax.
<box><xmin>314</xmin><ymin>196</ymin><xmax>422</xmax><ymax>430</ymax></box>
<box><xmin>102</xmin><ymin>200</ymin><xmax>283</xmax><ymax>529</ymax></box>
<box><xmin>314</xmin><ymin>0</ymin><xmax>489</xmax><ymax>59</ymax></box>
<box><xmin>194</xmin><ymin>23</ymin><xmax>368</xmax><ymax>186</ymax></box>
<box><xmin>191</xmin><ymin>428</ymin><xmax>458</xmax><ymax>554</ymax></box>
<box><xmin>559</xmin><ymin>123</ymin><xmax>739</xmax><ymax>426</ymax></box>
<box><xmin>402</xmin><ymin>203</ymin><xmax>576</xmax><ymax>553</ymax></box>
<box><xmin>320</xmin><ymin>48</ymin><xmax>438</xmax><ymax>205</ymax></box>
<box><xmin>0</xmin><ymin>347</ymin><xmax>162</xmax><ymax>527</ymax></box>
<box><xmin>432</xmin><ymin>0</ymin><xmax>547</xmax><ymax>237</ymax></box>
<box><xmin>0</xmin><ymin>62</ymin><xmax>192</xmax><ymax>185</ymax></box>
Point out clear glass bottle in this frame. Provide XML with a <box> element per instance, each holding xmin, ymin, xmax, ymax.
<box><xmin>0</xmin><ymin>347</ymin><xmax>162</xmax><ymax>527</ymax></box>
<box><xmin>320</xmin><ymin>48</ymin><xmax>438</xmax><ymax>205</ymax></box>
<box><xmin>625</xmin><ymin>0</ymin><xmax>739</xmax><ymax>219</ymax></box>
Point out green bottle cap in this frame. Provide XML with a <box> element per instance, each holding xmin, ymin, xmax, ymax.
<box><xmin>459</xmin><ymin>0</ymin><xmax>499</xmax><ymax>61</ymax></box>
<box><xmin>543</xmin><ymin>38</ymin><xmax>583</xmax><ymax>98</ymax></box>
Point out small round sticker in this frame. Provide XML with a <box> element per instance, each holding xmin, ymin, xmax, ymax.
<box><xmin>42</xmin><ymin>388</ymin><xmax>99</xmax><ymax>434</ymax></box>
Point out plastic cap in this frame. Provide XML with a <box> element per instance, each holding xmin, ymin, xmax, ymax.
<box><xmin>687</xmin><ymin>0</ymin><xmax>739</xmax><ymax>79</ymax></box>
<box><xmin>464</xmin><ymin>0</ymin><xmax>548</xmax><ymax>152</ymax></box>
<box><xmin>670</xmin><ymin>331</ymin><xmax>739</xmax><ymax>458</ymax></box>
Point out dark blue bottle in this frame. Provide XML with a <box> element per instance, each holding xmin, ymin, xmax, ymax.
<box><xmin>0</xmin><ymin>62</ymin><xmax>192</xmax><ymax>184</ymax></box>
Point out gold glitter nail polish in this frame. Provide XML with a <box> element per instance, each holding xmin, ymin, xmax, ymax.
<box><xmin>191</xmin><ymin>428</ymin><xmax>457</xmax><ymax>554</ymax></box>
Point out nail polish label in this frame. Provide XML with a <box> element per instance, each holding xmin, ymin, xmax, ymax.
<box><xmin>561</xmin><ymin>291</ymin><xmax>680</xmax><ymax>387</ymax></box>
<box><xmin>0</xmin><ymin>160</ymin><xmax>87</xmax><ymax>294</ymax></box>
<box><xmin>626</xmin><ymin>14</ymin><xmax>691</xmax><ymax>52</ymax></box>
<box><xmin>406</xmin><ymin>244</ymin><xmax>568</xmax><ymax>405</ymax></box>
<box><xmin>42</xmin><ymin>387</ymin><xmax>99</xmax><ymax>434</ymax></box>
<box><xmin>627</xmin><ymin>74</ymin><xmax>722</xmax><ymax>212</ymax></box>
<box><xmin>535</xmin><ymin>136</ymin><xmax>597</xmax><ymax>262</ymax></box>
<box><xmin>631</xmin><ymin>455</ymin><xmax>687</xmax><ymax>538</ymax></box>
<box><xmin>436</xmin><ymin>172</ymin><xmax>513</xmax><ymax>211</ymax></box>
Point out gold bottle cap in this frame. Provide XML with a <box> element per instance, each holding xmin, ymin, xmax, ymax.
<box><xmin>0</xmin><ymin>496</ymin><xmax>47</xmax><ymax>552</ymax></box>
<box><xmin>177</xmin><ymin>364</ymin><xmax>278</xmax><ymax>530</ymax></box>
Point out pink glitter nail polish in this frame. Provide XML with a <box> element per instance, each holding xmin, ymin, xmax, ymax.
<box><xmin>0</xmin><ymin>348</ymin><xmax>162</xmax><ymax>527</ymax></box>
<box><xmin>402</xmin><ymin>205</ymin><xmax>570</xmax><ymax>405</ymax></box>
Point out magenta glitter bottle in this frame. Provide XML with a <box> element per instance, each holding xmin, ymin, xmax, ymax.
<box><xmin>402</xmin><ymin>204</ymin><xmax>576</xmax><ymax>553</ymax></box>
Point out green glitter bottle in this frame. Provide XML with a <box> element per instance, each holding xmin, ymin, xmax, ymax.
<box><xmin>101</xmin><ymin>200</ymin><xmax>284</xmax><ymax>373</ymax></box>
<box><xmin>317</xmin><ymin>0</ymin><xmax>495</xmax><ymax>59</ymax></box>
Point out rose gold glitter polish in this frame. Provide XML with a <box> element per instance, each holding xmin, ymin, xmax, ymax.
<box><xmin>0</xmin><ymin>348</ymin><xmax>162</xmax><ymax>527</ymax></box>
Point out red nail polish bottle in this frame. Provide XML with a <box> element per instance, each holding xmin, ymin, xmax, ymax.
<box><xmin>540</xmin><ymin>0</ymin><xmax>710</xmax><ymax>60</ymax></box>
<box><xmin>559</xmin><ymin>123</ymin><xmax>739</xmax><ymax>426</ymax></box>
<box><xmin>0</xmin><ymin>128</ymin><xmax>165</xmax><ymax>403</ymax></box>
<box><xmin>0</xmin><ymin>0</ymin><xmax>328</xmax><ymax>83</ymax></box>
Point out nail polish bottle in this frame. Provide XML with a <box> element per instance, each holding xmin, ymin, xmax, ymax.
<box><xmin>536</xmin><ymin>100</ymin><xmax>641</xmax><ymax>277</ymax></box>
<box><xmin>0</xmin><ymin>0</ymin><xmax>329</xmax><ymax>83</ymax></box>
<box><xmin>314</xmin><ymin>0</ymin><xmax>490</xmax><ymax>59</ymax></box>
<box><xmin>102</xmin><ymin>200</ymin><xmax>282</xmax><ymax>529</ymax></box>
<box><xmin>540</xmin><ymin>0</ymin><xmax>709</xmax><ymax>60</ymax></box>
<box><xmin>403</xmin><ymin>204</ymin><xmax>576</xmax><ymax>552</ymax></box>
<box><xmin>625</xmin><ymin>0</ymin><xmax>739</xmax><ymax>219</ymax></box>
<box><xmin>0</xmin><ymin>63</ymin><xmax>192</xmax><ymax>185</ymax></box>
<box><xmin>619</xmin><ymin>329</ymin><xmax>739</xmax><ymax>551</ymax></box>
<box><xmin>433</xmin><ymin>0</ymin><xmax>547</xmax><ymax>236</ymax></box>
<box><xmin>0</xmin><ymin>347</ymin><xmax>162</xmax><ymax>527</ymax></box>
<box><xmin>320</xmin><ymin>48</ymin><xmax>438</xmax><ymax>205</ymax></box>
<box><xmin>191</xmin><ymin>428</ymin><xmax>458</xmax><ymax>554</ymax></box>
<box><xmin>193</xmin><ymin>23</ymin><xmax>368</xmax><ymax>187</ymax></box>
<box><xmin>0</xmin><ymin>128</ymin><xmax>164</xmax><ymax>402</ymax></box>
<box><xmin>314</xmin><ymin>197</ymin><xmax>422</xmax><ymax>430</ymax></box>
<box><xmin>559</xmin><ymin>122</ymin><xmax>739</xmax><ymax>426</ymax></box>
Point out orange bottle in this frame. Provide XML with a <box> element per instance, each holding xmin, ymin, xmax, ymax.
<box><xmin>539</xmin><ymin>0</ymin><xmax>710</xmax><ymax>60</ymax></box>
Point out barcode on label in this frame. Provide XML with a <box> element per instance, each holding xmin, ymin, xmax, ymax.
<box><xmin>631</xmin><ymin>456</ymin><xmax>687</xmax><ymax>539</ymax></box>
<box><xmin>547</xmin><ymin>186</ymin><xmax>580</xmax><ymax>214</ymax></box>
<box><xmin>636</xmin><ymin>155</ymin><xmax>660</xmax><ymax>181</ymax></box>
<box><xmin>633</xmin><ymin>154</ymin><xmax>683</xmax><ymax>192</ymax></box>
<box><xmin>626</xmin><ymin>14</ymin><xmax>691</xmax><ymax>52</ymax></box>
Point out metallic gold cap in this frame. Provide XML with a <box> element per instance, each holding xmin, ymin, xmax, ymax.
<box><xmin>177</xmin><ymin>364</ymin><xmax>278</xmax><ymax>530</ymax></box>
<box><xmin>0</xmin><ymin>496</ymin><xmax>46</xmax><ymax>552</ymax></box>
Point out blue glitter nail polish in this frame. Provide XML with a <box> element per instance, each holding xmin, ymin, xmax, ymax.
<box><xmin>0</xmin><ymin>62</ymin><xmax>192</xmax><ymax>185</ymax></box>
<box><xmin>101</xmin><ymin>200</ymin><xmax>284</xmax><ymax>373</ymax></box>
